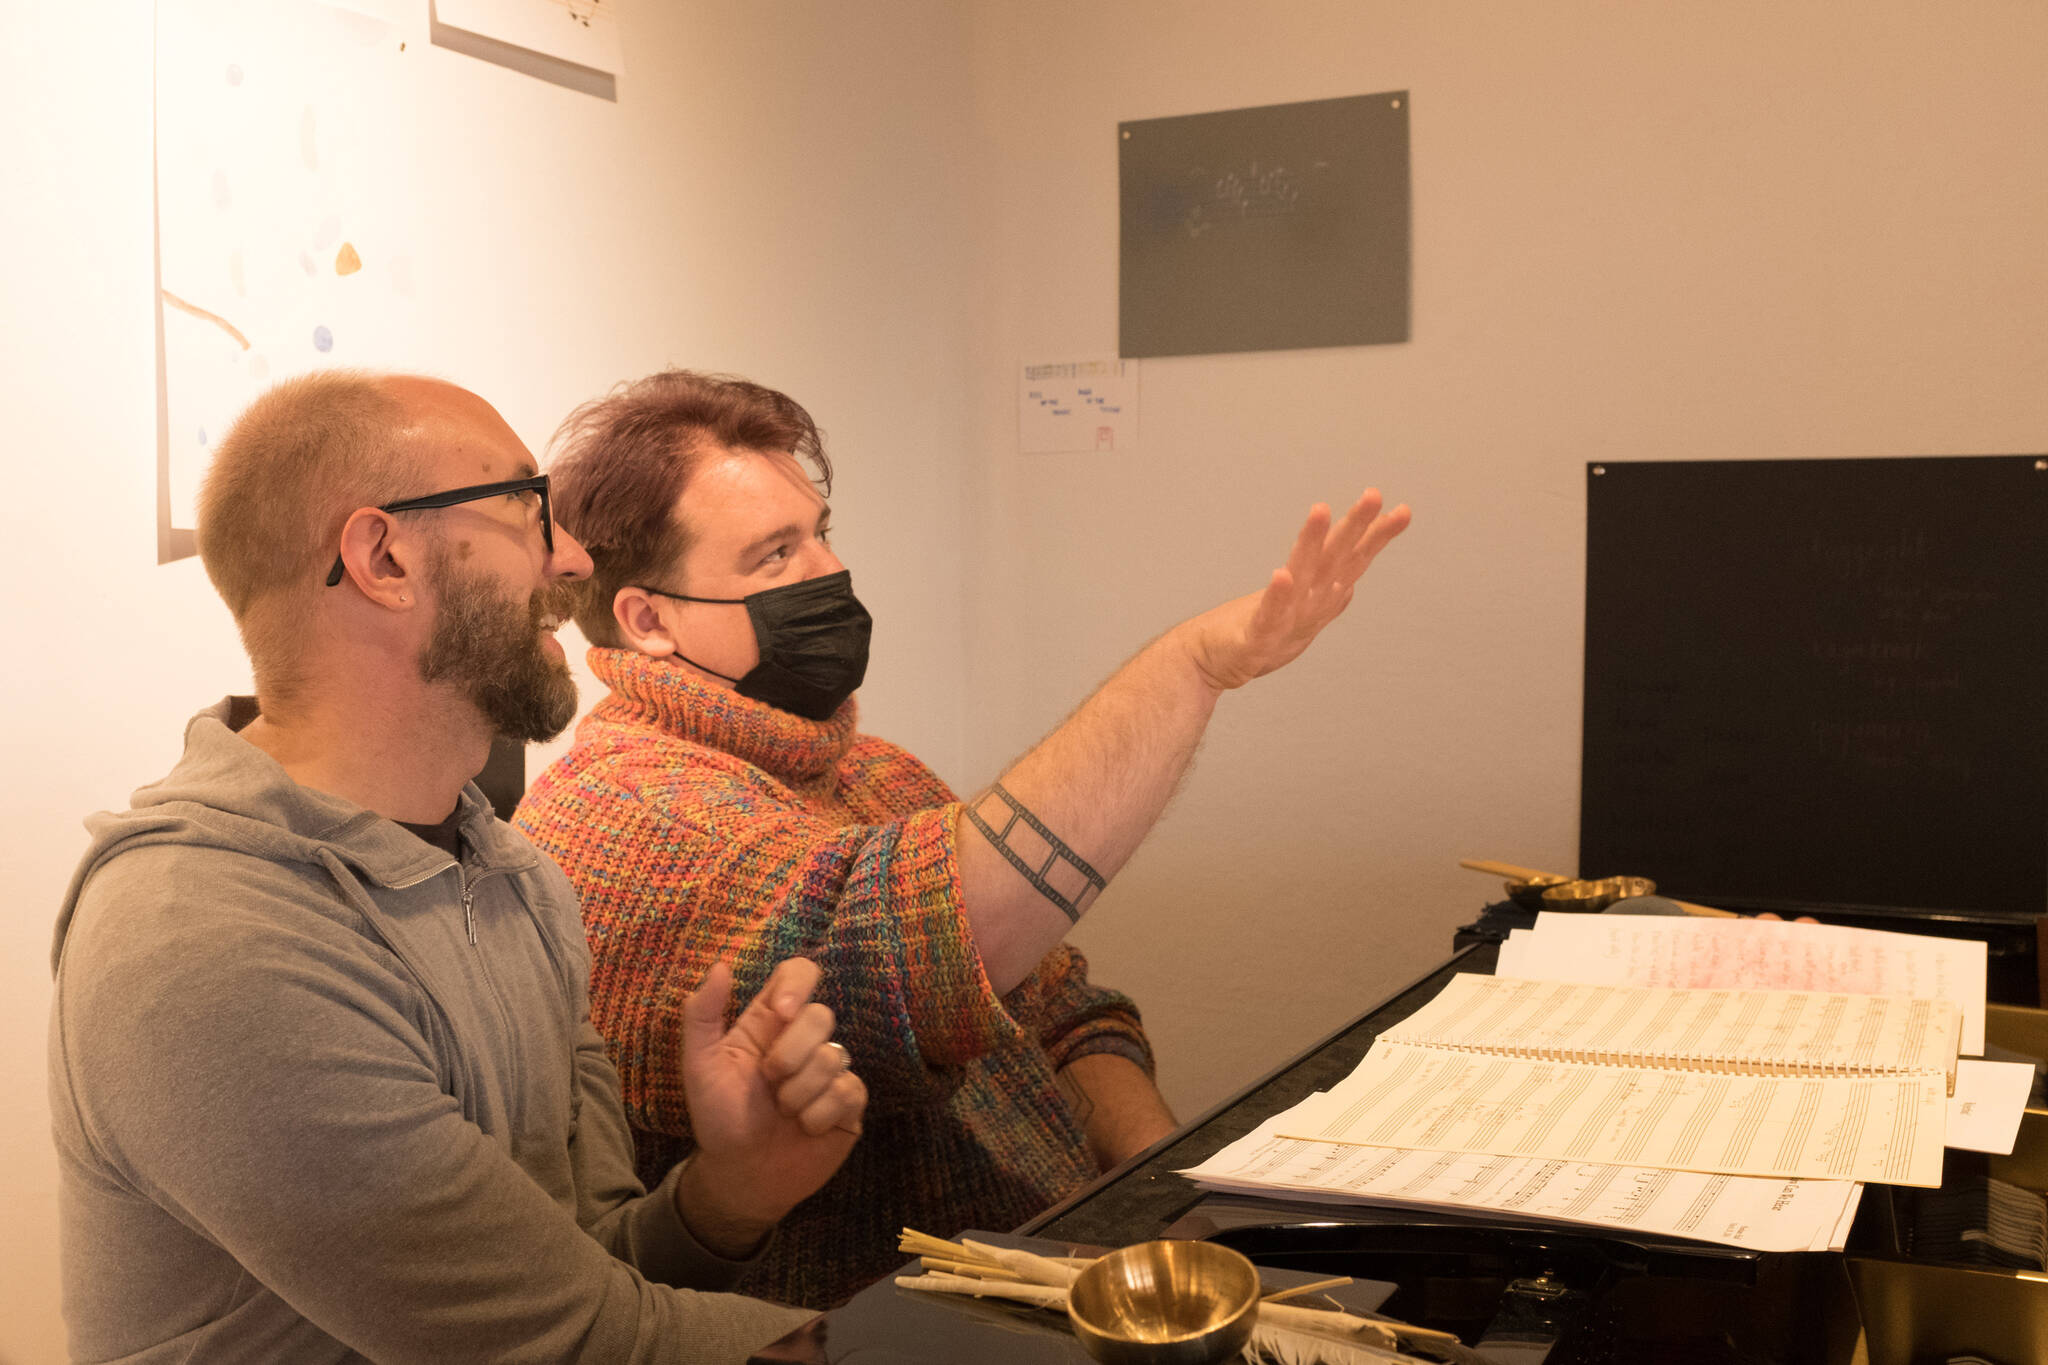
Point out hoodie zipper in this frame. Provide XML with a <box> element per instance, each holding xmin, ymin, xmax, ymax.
<box><xmin>333</xmin><ymin>847</ymin><xmax>574</xmax><ymax>1128</ymax></box>
<box><xmin>391</xmin><ymin>858</ymin><xmax>508</xmax><ymax>950</ymax></box>
<box><xmin>452</xmin><ymin>862</ymin><xmax>520</xmax><ymax>944</ymax></box>
<box><xmin>438</xmin><ymin>859</ymin><xmax>523</xmax><ymax>1103</ymax></box>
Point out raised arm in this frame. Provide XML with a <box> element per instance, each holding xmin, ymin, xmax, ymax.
<box><xmin>958</xmin><ymin>489</ymin><xmax>1411</xmax><ymax>992</ymax></box>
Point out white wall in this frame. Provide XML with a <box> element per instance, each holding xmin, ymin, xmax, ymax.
<box><xmin>0</xmin><ymin>3</ymin><xmax>974</xmax><ymax>1359</ymax></box>
<box><xmin>960</xmin><ymin>0</ymin><xmax>2048</xmax><ymax>1119</ymax></box>
<box><xmin>4</xmin><ymin>2</ymin><xmax>2046</xmax><ymax>1360</ymax></box>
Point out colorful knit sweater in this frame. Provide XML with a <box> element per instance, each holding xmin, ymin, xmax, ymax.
<box><xmin>512</xmin><ymin>648</ymin><xmax>1154</xmax><ymax>1308</ymax></box>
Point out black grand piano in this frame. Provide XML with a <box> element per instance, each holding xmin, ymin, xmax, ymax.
<box><xmin>752</xmin><ymin>456</ymin><xmax>2048</xmax><ymax>1363</ymax></box>
<box><xmin>1020</xmin><ymin>929</ymin><xmax>2048</xmax><ymax>1365</ymax></box>
<box><xmin>755</xmin><ymin>926</ymin><xmax>2048</xmax><ymax>1364</ymax></box>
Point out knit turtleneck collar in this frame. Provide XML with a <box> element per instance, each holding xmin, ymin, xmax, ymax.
<box><xmin>586</xmin><ymin>647</ymin><xmax>859</xmax><ymax>785</ymax></box>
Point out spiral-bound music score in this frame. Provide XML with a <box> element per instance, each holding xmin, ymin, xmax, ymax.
<box><xmin>1276</xmin><ymin>975</ymin><xmax>1958</xmax><ymax>1187</ymax></box>
<box><xmin>1387</xmin><ymin>974</ymin><xmax>1960</xmax><ymax>1088</ymax></box>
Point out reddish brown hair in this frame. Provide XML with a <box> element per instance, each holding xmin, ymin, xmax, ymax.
<box><xmin>547</xmin><ymin>370</ymin><xmax>831</xmax><ymax>646</ymax></box>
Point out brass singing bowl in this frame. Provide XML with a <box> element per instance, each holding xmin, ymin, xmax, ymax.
<box><xmin>1067</xmin><ymin>1240</ymin><xmax>1260</xmax><ymax>1365</ymax></box>
<box><xmin>1505</xmin><ymin>874</ymin><xmax>1572</xmax><ymax>910</ymax></box>
<box><xmin>1540</xmin><ymin>874</ymin><xmax>1659</xmax><ymax>913</ymax></box>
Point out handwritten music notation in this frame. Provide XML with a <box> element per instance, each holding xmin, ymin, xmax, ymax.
<box><xmin>1497</xmin><ymin>913</ymin><xmax>1988</xmax><ymax>1054</ymax></box>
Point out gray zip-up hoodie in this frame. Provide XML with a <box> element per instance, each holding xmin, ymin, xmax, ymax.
<box><xmin>48</xmin><ymin>701</ymin><xmax>811</xmax><ymax>1363</ymax></box>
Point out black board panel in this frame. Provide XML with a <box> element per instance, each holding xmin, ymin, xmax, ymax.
<box><xmin>1580</xmin><ymin>456</ymin><xmax>2048</xmax><ymax>917</ymax></box>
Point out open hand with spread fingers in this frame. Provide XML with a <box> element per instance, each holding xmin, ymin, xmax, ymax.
<box><xmin>1180</xmin><ymin>487</ymin><xmax>1411</xmax><ymax>693</ymax></box>
<box><xmin>672</xmin><ymin>957</ymin><xmax>868</xmax><ymax>1256</ymax></box>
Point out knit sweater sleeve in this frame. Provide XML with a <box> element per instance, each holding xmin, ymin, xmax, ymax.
<box><xmin>537</xmin><ymin>849</ymin><xmax>783</xmax><ymax>1292</ymax></box>
<box><xmin>517</xmin><ymin>747</ymin><xmax>1022</xmax><ymax>1138</ymax></box>
<box><xmin>1007</xmin><ymin>943</ymin><xmax>1156</xmax><ymax>1077</ymax></box>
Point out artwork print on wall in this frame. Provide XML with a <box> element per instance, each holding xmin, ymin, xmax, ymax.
<box><xmin>154</xmin><ymin>0</ymin><xmax>426</xmax><ymax>562</ymax></box>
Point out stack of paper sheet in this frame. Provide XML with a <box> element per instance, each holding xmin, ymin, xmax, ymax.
<box><xmin>1276</xmin><ymin>973</ymin><xmax>1960</xmax><ymax>1186</ymax></box>
<box><xmin>1496</xmin><ymin>914</ymin><xmax>2029</xmax><ymax>1157</ymax></box>
<box><xmin>1174</xmin><ymin>916</ymin><xmax>2028</xmax><ymax>1251</ymax></box>
<box><xmin>1181</xmin><ymin>1113</ymin><xmax>1866</xmax><ymax>1253</ymax></box>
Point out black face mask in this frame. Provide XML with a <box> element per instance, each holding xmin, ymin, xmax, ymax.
<box><xmin>643</xmin><ymin>570</ymin><xmax>872</xmax><ymax>720</ymax></box>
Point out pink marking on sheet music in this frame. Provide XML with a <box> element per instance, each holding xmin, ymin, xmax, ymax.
<box><xmin>1496</xmin><ymin>914</ymin><xmax>1988</xmax><ymax>1055</ymax></box>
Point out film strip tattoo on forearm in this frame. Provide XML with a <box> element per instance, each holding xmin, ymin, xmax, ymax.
<box><xmin>1055</xmin><ymin>1066</ymin><xmax>1097</xmax><ymax>1126</ymax></box>
<box><xmin>964</xmin><ymin>782</ymin><xmax>1106</xmax><ymax>923</ymax></box>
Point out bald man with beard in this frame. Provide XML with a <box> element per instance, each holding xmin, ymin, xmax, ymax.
<box><xmin>47</xmin><ymin>372</ymin><xmax>865</xmax><ymax>1364</ymax></box>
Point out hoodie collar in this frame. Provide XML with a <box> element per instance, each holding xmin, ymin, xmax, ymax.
<box><xmin>129</xmin><ymin>699</ymin><xmax>532</xmax><ymax>887</ymax></box>
<box><xmin>53</xmin><ymin>699</ymin><xmax>539</xmax><ymax>974</ymax></box>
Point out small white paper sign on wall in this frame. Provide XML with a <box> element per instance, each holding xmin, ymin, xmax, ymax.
<box><xmin>1018</xmin><ymin>359</ymin><xmax>1138</xmax><ymax>454</ymax></box>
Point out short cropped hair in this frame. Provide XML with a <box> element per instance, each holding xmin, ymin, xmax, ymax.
<box><xmin>195</xmin><ymin>370</ymin><xmax>414</xmax><ymax>700</ymax></box>
<box><xmin>547</xmin><ymin>369</ymin><xmax>831</xmax><ymax>647</ymax></box>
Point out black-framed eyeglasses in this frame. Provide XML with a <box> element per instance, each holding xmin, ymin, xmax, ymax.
<box><xmin>325</xmin><ymin>475</ymin><xmax>553</xmax><ymax>587</ymax></box>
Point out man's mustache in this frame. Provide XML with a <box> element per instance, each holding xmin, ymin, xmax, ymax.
<box><xmin>531</xmin><ymin>580</ymin><xmax>584</xmax><ymax>628</ymax></box>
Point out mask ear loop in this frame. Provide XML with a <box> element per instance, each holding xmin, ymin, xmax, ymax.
<box><xmin>670</xmin><ymin>649</ymin><xmax>743</xmax><ymax>684</ymax></box>
<box><xmin>642</xmin><ymin>587</ymin><xmax>746</xmax><ymax>606</ymax></box>
<box><xmin>637</xmin><ymin>585</ymin><xmax>753</xmax><ymax>685</ymax></box>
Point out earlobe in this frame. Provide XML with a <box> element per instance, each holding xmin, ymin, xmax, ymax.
<box><xmin>614</xmin><ymin>587</ymin><xmax>676</xmax><ymax>659</ymax></box>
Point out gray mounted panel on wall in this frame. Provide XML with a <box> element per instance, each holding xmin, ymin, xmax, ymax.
<box><xmin>1119</xmin><ymin>91</ymin><xmax>1410</xmax><ymax>359</ymax></box>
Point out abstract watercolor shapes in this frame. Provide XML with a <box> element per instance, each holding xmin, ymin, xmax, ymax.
<box><xmin>161</xmin><ymin>290</ymin><xmax>251</xmax><ymax>350</ymax></box>
<box><xmin>157</xmin><ymin>0</ymin><xmax>425</xmax><ymax>539</ymax></box>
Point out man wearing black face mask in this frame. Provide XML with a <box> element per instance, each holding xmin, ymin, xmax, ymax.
<box><xmin>514</xmin><ymin>369</ymin><xmax>1410</xmax><ymax>1308</ymax></box>
<box><xmin>635</xmin><ymin>569</ymin><xmax>871</xmax><ymax>720</ymax></box>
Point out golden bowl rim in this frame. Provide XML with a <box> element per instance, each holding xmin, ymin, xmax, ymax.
<box><xmin>1505</xmin><ymin>874</ymin><xmax>1571</xmax><ymax>907</ymax></box>
<box><xmin>1065</xmin><ymin>1240</ymin><xmax>1261</xmax><ymax>1348</ymax></box>
<box><xmin>1537</xmin><ymin>874</ymin><xmax>1660</xmax><ymax>910</ymax></box>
